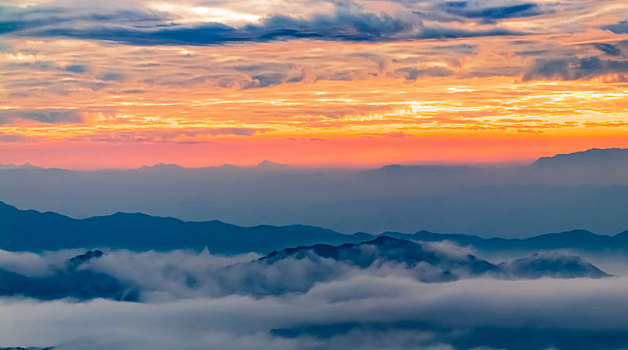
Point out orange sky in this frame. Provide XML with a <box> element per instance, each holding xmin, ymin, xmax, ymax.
<box><xmin>1</xmin><ymin>1</ymin><xmax>627</xmax><ymax>168</ymax></box>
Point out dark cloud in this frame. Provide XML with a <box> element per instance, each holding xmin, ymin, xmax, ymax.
<box><xmin>515</xmin><ymin>49</ymin><xmax>548</xmax><ymax>56</ymax></box>
<box><xmin>0</xmin><ymin>5</ymin><xmax>524</xmax><ymax>46</ymax></box>
<box><xmin>523</xmin><ymin>56</ymin><xmax>628</xmax><ymax>81</ymax></box>
<box><xmin>30</xmin><ymin>12</ymin><xmax>409</xmax><ymax>44</ymax></box>
<box><xmin>396</xmin><ymin>66</ymin><xmax>455</xmax><ymax>80</ymax></box>
<box><xmin>99</xmin><ymin>71</ymin><xmax>125</xmax><ymax>81</ymax></box>
<box><xmin>417</xmin><ymin>25</ymin><xmax>522</xmax><ymax>39</ymax></box>
<box><xmin>3</xmin><ymin>61</ymin><xmax>90</xmax><ymax>75</ymax></box>
<box><xmin>441</xmin><ymin>1</ymin><xmax>544</xmax><ymax>23</ymax></box>
<box><xmin>231</xmin><ymin>62</ymin><xmax>308</xmax><ymax>88</ymax></box>
<box><xmin>434</xmin><ymin>43</ymin><xmax>477</xmax><ymax>55</ymax></box>
<box><xmin>594</xmin><ymin>43</ymin><xmax>622</xmax><ymax>57</ymax></box>
<box><xmin>247</xmin><ymin>73</ymin><xmax>287</xmax><ymax>88</ymax></box>
<box><xmin>0</xmin><ymin>7</ymin><xmax>166</xmax><ymax>35</ymax></box>
<box><xmin>64</xmin><ymin>64</ymin><xmax>88</xmax><ymax>73</ymax></box>
<box><xmin>233</xmin><ymin>63</ymin><xmax>295</xmax><ymax>72</ymax></box>
<box><xmin>0</xmin><ymin>109</ymin><xmax>84</xmax><ymax>124</ymax></box>
<box><xmin>602</xmin><ymin>19</ymin><xmax>628</xmax><ymax>34</ymax></box>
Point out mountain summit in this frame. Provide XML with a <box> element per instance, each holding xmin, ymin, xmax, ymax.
<box><xmin>255</xmin><ymin>159</ymin><xmax>286</xmax><ymax>169</ymax></box>
<box><xmin>532</xmin><ymin>148</ymin><xmax>628</xmax><ymax>168</ymax></box>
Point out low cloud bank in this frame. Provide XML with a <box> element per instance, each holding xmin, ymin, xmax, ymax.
<box><xmin>2</xmin><ymin>275</ymin><xmax>628</xmax><ymax>349</ymax></box>
<box><xmin>0</xmin><ymin>242</ymin><xmax>627</xmax><ymax>348</ymax></box>
<box><xmin>0</xmin><ymin>238</ymin><xmax>609</xmax><ymax>301</ymax></box>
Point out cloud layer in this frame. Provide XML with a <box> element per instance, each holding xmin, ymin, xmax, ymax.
<box><xmin>0</xmin><ymin>0</ymin><xmax>627</xmax><ymax>166</ymax></box>
<box><xmin>0</xmin><ymin>2</ymin><xmax>529</xmax><ymax>45</ymax></box>
<box><xmin>2</xmin><ymin>264</ymin><xmax>628</xmax><ymax>349</ymax></box>
<box><xmin>0</xmin><ymin>234</ymin><xmax>625</xmax><ymax>349</ymax></box>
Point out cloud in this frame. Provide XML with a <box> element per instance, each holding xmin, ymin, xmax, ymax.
<box><xmin>99</xmin><ymin>71</ymin><xmax>125</xmax><ymax>81</ymax></box>
<box><xmin>64</xmin><ymin>64</ymin><xmax>88</xmax><ymax>73</ymax></box>
<box><xmin>4</xmin><ymin>60</ymin><xmax>57</xmax><ymax>71</ymax></box>
<box><xmin>594</xmin><ymin>43</ymin><xmax>622</xmax><ymax>57</ymax></box>
<box><xmin>3</xmin><ymin>273</ymin><xmax>628</xmax><ymax>349</ymax></box>
<box><xmin>523</xmin><ymin>56</ymin><xmax>628</xmax><ymax>81</ymax></box>
<box><xmin>395</xmin><ymin>66</ymin><xmax>455</xmax><ymax>80</ymax></box>
<box><xmin>0</xmin><ymin>243</ymin><xmax>625</xmax><ymax>348</ymax></box>
<box><xmin>602</xmin><ymin>19</ymin><xmax>628</xmax><ymax>34</ymax></box>
<box><xmin>0</xmin><ymin>109</ymin><xmax>85</xmax><ymax>124</ymax></box>
<box><xmin>0</xmin><ymin>239</ymin><xmax>610</xmax><ymax>302</ymax></box>
<box><xmin>0</xmin><ymin>4</ymin><xmax>524</xmax><ymax>46</ymax></box>
<box><xmin>70</xmin><ymin>127</ymin><xmax>266</xmax><ymax>143</ymax></box>
<box><xmin>0</xmin><ymin>7</ymin><xmax>166</xmax><ymax>36</ymax></box>
<box><xmin>441</xmin><ymin>2</ymin><xmax>544</xmax><ymax>24</ymax></box>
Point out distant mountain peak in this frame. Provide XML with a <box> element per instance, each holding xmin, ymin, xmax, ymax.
<box><xmin>139</xmin><ymin>163</ymin><xmax>183</xmax><ymax>170</ymax></box>
<box><xmin>256</xmin><ymin>159</ymin><xmax>286</xmax><ymax>168</ymax></box>
<box><xmin>0</xmin><ymin>162</ymin><xmax>41</xmax><ymax>170</ymax></box>
<box><xmin>504</xmin><ymin>253</ymin><xmax>608</xmax><ymax>279</ymax></box>
<box><xmin>219</xmin><ymin>163</ymin><xmax>238</xmax><ymax>168</ymax></box>
<box><xmin>533</xmin><ymin>148</ymin><xmax>628</xmax><ymax>167</ymax></box>
<box><xmin>259</xmin><ymin>236</ymin><xmax>607</xmax><ymax>282</ymax></box>
<box><xmin>67</xmin><ymin>250</ymin><xmax>104</xmax><ymax>270</ymax></box>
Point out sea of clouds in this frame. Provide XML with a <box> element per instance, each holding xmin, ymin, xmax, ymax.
<box><xmin>1</xmin><ymin>246</ymin><xmax>628</xmax><ymax>349</ymax></box>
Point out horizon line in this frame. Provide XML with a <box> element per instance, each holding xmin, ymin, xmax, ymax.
<box><xmin>1</xmin><ymin>199</ymin><xmax>625</xmax><ymax>239</ymax></box>
<box><xmin>1</xmin><ymin>147</ymin><xmax>626</xmax><ymax>171</ymax></box>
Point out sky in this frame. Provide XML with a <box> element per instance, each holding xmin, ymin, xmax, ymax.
<box><xmin>1</xmin><ymin>0</ymin><xmax>627</xmax><ymax>168</ymax></box>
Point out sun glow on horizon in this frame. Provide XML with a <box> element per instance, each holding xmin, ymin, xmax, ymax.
<box><xmin>0</xmin><ymin>0</ymin><xmax>627</xmax><ymax>168</ymax></box>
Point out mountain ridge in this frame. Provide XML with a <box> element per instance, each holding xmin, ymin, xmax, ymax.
<box><xmin>2</xmin><ymin>147</ymin><xmax>626</xmax><ymax>172</ymax></box>
<box><xmin>259</xmin><ymin>236</ymin><xmax>608</xmax><ymax>282</ymax></box>
<box><xmin>2</xmin><ymin>200</ymin><xmax>628</xmax><ymax>254</ymax></box>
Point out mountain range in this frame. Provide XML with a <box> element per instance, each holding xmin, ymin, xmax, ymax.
<box><xmin>2</xmin><ymin>200</ymin><xmax>628</xmax><ymax>254</ymax></box>
<box><xmin>264</xmin><ymin>236</ymin><xmax>608</xmax><ymax>280</ymax></box>
<box><xmin>0</xmin><ymin>200</ymin><xmax>369</xmax><ymax>253</ymax></box>
<box><xmin>0</xmin><ymin>236</ymin><xmax>608</xmax><ymax>301</ymax></box>
<box><xmin>0</xmin><ymin>248</ymin><xmax>137</xmax><ymax>301</ymax></box>
<box><xmin>1</xmin><ymin>148</ymin><xmax>627</xmax><ymax>237</ymax></box>
<box><xmin>0</xmin><ymin>149</ymin><xmax>628</xmax><ymax>238</ymax></box>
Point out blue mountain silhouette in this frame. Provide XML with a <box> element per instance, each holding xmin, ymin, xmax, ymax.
<box><xmin>2</xmin><ymin>200</ymin><xmax>628</xmax><ymax>254</ymax></box>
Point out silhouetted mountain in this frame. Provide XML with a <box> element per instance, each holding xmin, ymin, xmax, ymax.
<box><xmin>502</xmin><ymin>253</ymin><xmax>608</xmax><ymax>279</ymax></box>
<box><xmin>532</xmin><ymin>148</ymin><xmax>628</xmax><ymax>168</ymax></box>
<box><xmin>3</xmin><ymin>201</ymin><xmax>628</xmax><ymax>254</ymax></box>
<box><xmin>0</xmin><ymin>201</ymin><xmax>366</xmax><ymax>253</ymax></box>
<box><xmin>0</xmin><ymin>163</ymin><xmax>41</xmax><ymax>170</ymax></box>
<box><xmin>0</xmin><ymin>250</ymin><xmax>137</xmax><ymax>301</ymax></box>
<box><xmin>138</xmin><ymin>163</ymin><xmax>184</xmax><ymax>170</ymax></box>
<box><xmin>264</xmin><ymin>236</ymin><xmax>499</xmax><ymax>282</ymax></box>
<box><xmin>0</xmin><ymin>238</ymin><xmax>607</xmax><ymax>302</ymax></box>
<box><xmin>67</xmin><ymin>250</ymin><xmax>104</xmax><ymax>270</ymax></box>
<box><xmin>262</xmin><ymin>236</ymin><xmax>607</xmax><ymax>282</ymax></box>
<box><xmin>255</xmin><ymin>159</ymin><xmax>287</xmax><ymax>169</ymax></box>
<box><xmin>388</xmin><ymin>229</ymin><xmax>628</xmax><ymax>252</ymax></box>
<box><xmin>209</xmin><ymin>236</ymin><xmax>607</xmax><ymax>297</ymax></box>
<box><xmin>364</xmin><ymin>148</ymin><xmax>628</xmax><ymax>185</ymax></box>
<box><xmin>2</xmin><ymin>148</ymin><xmax>628</xmax><ymax>237</ymax></box>
<box><xmin>361</xmin><ymin>164</ymin><xmax>501</xmax><ymax>181</ymax></box>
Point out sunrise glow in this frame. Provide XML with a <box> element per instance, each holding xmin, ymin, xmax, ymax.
<box><xmin>1</xmin><ymin>0</ymin><xmax>627</xmax><ymax>168</ymax></box>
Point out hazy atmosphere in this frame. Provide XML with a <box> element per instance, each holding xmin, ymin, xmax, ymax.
<box><xmin>2</xmin><ymin>148</ymin><xmax>628</xmax><ymax>236</ymax></box>
<box><xmin>1</xmin><ymin>0</ymin><xmax>627</xmax><ymax>349</ymax></box>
